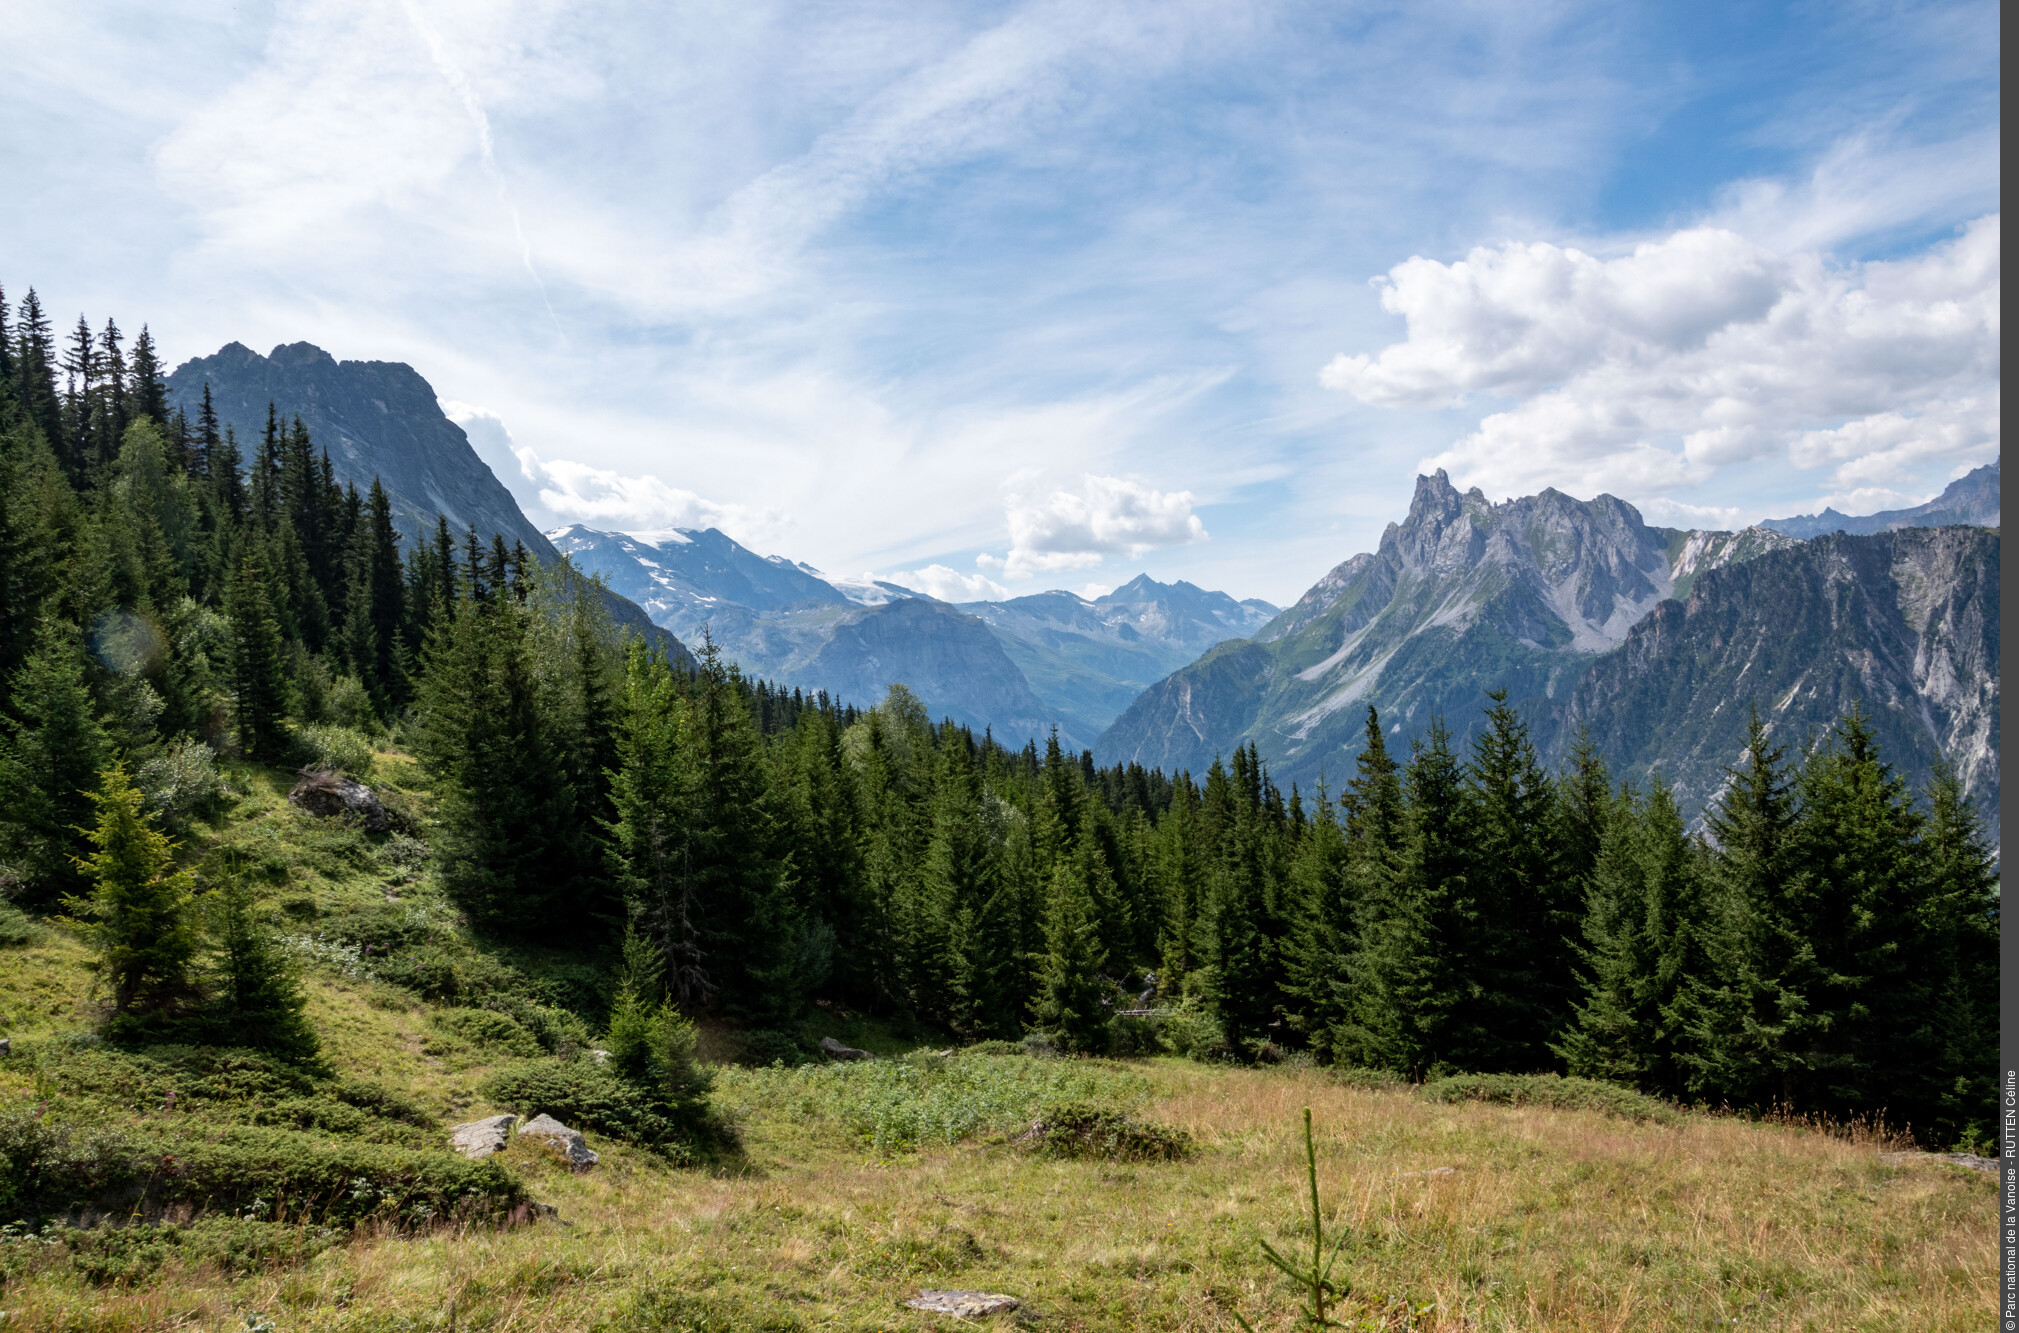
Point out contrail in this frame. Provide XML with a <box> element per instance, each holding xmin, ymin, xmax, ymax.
<box><xmin>397</xmin><ymin>0</ymin><xmax>565</xmax><ymax>341</ymax></box>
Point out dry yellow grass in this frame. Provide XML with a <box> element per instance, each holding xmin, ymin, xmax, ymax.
<box><xmin>1</xmin><ymin>1051</ymin><xmax>1990</xmax><ymax>1332</ymax></box>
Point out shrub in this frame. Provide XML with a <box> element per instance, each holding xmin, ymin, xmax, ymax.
<box><xmin>1154</xmin><ymin>997</ymin><xmax>1231</xmax><ymax>1061</ymax></box>
<box><xmin>0</xmin><ymin>1108</ymin><xmax>523</xmax><ymax>1228</ymax></box>
<box><xmin>1418</xmin><ymin>1073</ymin><xmax>1679</xmax><ymax>1124</ymax></box>
<box><xmin>481</xmin><ymin>1060</ymin><xmax>714</xmax><ymax>1162</ymax></box>
<box><xmin>135</xmin><ymin>740</ymin><xmax>227</xmax><ymax>833</ymax></box>
<box><xmin>713</xmin><ymin>1048</ymin><xmax>1151</xmax><ymax>1152</ymax></box>
<box><xmin>1</xmin><ymin>1216</ymin><xmax>339</xmax><ymax>1288</ymax></box>
<box><xmin>0</xmin><ymin>900</ymin><xmax>42</xmax><ymax>947</ymax></box>
<box><xmin>1029</xmin><ymin>1100</ymin><xmax>1193</xmax><ymax>1161</ymax></box>
<box><xmin>734</xmin><ymin>1029</ymin><xmax>813</xmax><ymax>1067</ymax></box>
<box><xmin>1330</xmin><ymin>1065</ymin><xmax>1409</xmax><ymax>1092</ymax></box>
<box><xmin>287</xmin><ymin>725</ymin><xmax>375</xmax><ymax>779</ymax></box>
<box><xmin>433</xmin><ymin>1007</ymin><xmax>541</xmax><ymax>1057</ymax></box>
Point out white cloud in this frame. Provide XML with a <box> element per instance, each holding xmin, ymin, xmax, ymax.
<box><xmin>887</xmin><ymin>564</ymin><xmax>1011</xmax><ymax>602</ymax></box>
<box><xmin>996</xmin><ymin>474</ymin><xmax>1207</xmax><ymax>578</ymax></box>
<box><xmin>442</xmin><ymin>400</ymin><xmax>781</xmax><ymax>543</ymax></box>
<box><xmin>1321</xmin><ymin>213</ymin><xmax>2001</xmax><ymax>505</ymax></box>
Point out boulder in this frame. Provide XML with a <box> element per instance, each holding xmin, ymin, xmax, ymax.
<box><xmin>288</xmin><ymin>768</ymin><xmax>390</xmax><ymax>833</ymax></box>
<box><xmin>448</xmin><ymin>1114</ymin><xmax>517</xmax><ymax>1159</ymax></box>
<box><xmin>819</xmin><ymin>1036</ymin><xmax>870</xmax><ymax>1061</ymax></box>
<box><xmin>905</xmin><ymin>1291</ymin><xmax>1020</xmax><ymax>1317</ymax></box>
<box><xmin>518</xmin><ymin>1113</ymin><xmax>600</xmax><ymax>1170</ymax></box>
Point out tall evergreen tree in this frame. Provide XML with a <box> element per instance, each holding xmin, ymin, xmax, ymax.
<box><xmin>226</xmin><ymin>547</ymin><xmax>289</xmax><ymax>759</ymax></box>
<box><xmin>0</xmin><ymin>618</ymin><xmax>111</xmax><ymax>904</ymax></box>
<box><xmin>71</xmin><ymin>763</ymin><xmax>199</xmax><ymax>1015</ymax></box>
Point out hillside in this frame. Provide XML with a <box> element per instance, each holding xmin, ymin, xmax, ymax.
<box><xmin>0</xmin><ymin>757</ymin><xmax>1992</xmax><ymax>1332</ymax></box>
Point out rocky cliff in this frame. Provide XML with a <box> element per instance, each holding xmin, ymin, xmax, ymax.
<box><xmin>166</xmin><ymin>343</ymin><xmax>686</xmax><ymax>661</ymax></box>
<box><xmin>1561</xmin><ymin>525</ymin><xmax>1999</xmax><ymax>828</ymax></box>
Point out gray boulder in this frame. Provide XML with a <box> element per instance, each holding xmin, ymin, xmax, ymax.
<box><xmin>906</xmin><ymin>1291</ymin><xmax>1019</xmax><ymax>1317</ymax></box>
<box><xmin>449</xmin><ymin>1114</ymin><xmax>517</xmax><ymax>1159</ymax></box>
<box><xmin>289</xmin><ymin>768</ymin><xmax>389</xmax><ymax>833</ymax></box>
<box><xmin>819</xmin><ymin>1036</ymin><xmax>870</xmax><ymax>1061</ymax></box>
<box><xmin>518</xmin><ymin>1113</ymin><xmax>599</xmax><ymax>1170</ymax></box>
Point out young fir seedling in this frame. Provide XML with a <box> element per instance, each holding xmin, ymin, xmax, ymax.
<box><xmin>1236</xmin><ymin>1106</ymin><xmax>1353</xmax><ymax>1331</ymax></box>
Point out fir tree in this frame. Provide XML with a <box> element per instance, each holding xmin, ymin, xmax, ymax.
<box><xmin>71</xmin><ymin>763</ymin><xmax>199</xmax><ymax>1015</ymax></box>
<box><xmin>1034</xmin><ymin>845</ymin><xmax>1110</xmax><ymax>1052</ymax></box>
<box><xmin>226</xmin><ymin>547</ymin><xmax>289</xmax><ymax>759</ymax></box>
<box><xmin>127</xmin><ymin>325</ymin><xmax>168</xmax><ymax>426</ymax></box>
<box><xmin>0</xmin><ymin>618</ymin><xmax>111</xmax><ymax>904</ymax></box>
<box><xmin>204</xmin><ymin>867</ymin><xmax>319</xmax><ymax>1060</ymax></box>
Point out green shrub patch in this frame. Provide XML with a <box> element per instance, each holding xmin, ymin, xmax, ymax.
<box><xmin>0</xmin><ymin>1216</ymin><xmax>340</xmax><ymax>1288</ymax></box>
<box><xmin>481</xmin><ymin>1060</ymin><xmax>717</xmax><ymax>1163</ymax></box>
<box><xmin>1418</xmin><ymin>1073</ymin><xmax>1679</xmax><ymax>1124</ymax></box>
<box><xmin>0</xmin><ymin>1109</ymin><xmax>523</xmax><ymax>1229</ymax></box>
<box><xmin>1027</xmin><ymin>1100</ymin><xmax>1193</xmax><ymax>1161</ymax></box>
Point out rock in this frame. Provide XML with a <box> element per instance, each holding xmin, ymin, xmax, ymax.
<box><xmin>906</xmin><ymin>1291</ymin><xmax>1020</xmax><ymax>1317</ymax></box>
<box><xmin>518</xmin><ymin>1113</ymin><xmax>599</xmax><ymax>1170</ymax></box>
<box><xmin>288</xmin><ymin>768</ymin><xmax>390</xmax><ymax>833</ymax></box>
<box><xmin>449</xmin><ymin>1114</ymin><xmax>517</xmax><ymax>1159</ymax></box>
<box><xmin>588</xmin><ymin>1049</ymin><xmax>611</xmax><ymax>1065</ymax></box>
<box><xmin>819</xmin><ymin>1036</ymin><xmax>870</xmax><ymax>1061</ymax></box>
<box><xmin>0</xmin><ymin>1037</ymin><xmax>11</xmax><ymax>1058</ymax></box>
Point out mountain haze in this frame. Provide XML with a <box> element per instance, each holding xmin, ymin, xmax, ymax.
<box><xmin>1762</xmin><ymin>461</ymin><xmax>2000</xmax><ymax>538</ymax></box>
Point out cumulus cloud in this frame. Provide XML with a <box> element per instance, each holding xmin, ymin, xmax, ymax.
<box><xmin>991</xmin><ymin>474</ymin><xmax>1207</xmax><ymax>579</ymax></box>
<box><xmin>442</xmin><ymin>401</ymin><xmax>781</xmax><ymax>543</ymax></box>
<box><xmin>1321</xmin><ymin>214</ymin><xmax>2001</xmax><ymax>505</ymax></box>
<box><xmin>887</xmin><ymin>564</ymin><xmax>1012</xmax><ymax>603</ymax></box>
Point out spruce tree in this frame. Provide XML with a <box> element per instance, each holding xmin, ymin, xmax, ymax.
<box><xmin>226</xmin><ymin>546</ymin><xmax>289</xmax><ymax>759</ymax></box>
<box><xmin>127</xmin><ymin>325</ymin><xmax>168</xmax><ymax>427</ymax></box>
<box><xmin>1920</xmin><ymin>762</ymin><xmax>1998</xmax><ymax>1147</ymax></box>
<box><xmin>71</xmin><ymin>763</ymin><xmax>199</xmax><ymax>1015</ymax></box>
<box><xmin>13</xmin><ymin>290</ymin><xmax>64</xmax><ymax>447</ymax></box>
<box><xmin>1464</xmin><ymin>689</ymin><xmax>1570</xmax><ymax>1071</ymax></box>
<box><xmin>0</xmin><ymin>618</ymin><xmax>111</xmax><ymax>904</ymax></box>
<box><xmin>1034</xmin><ymin>848</ymin><xmax>1110</xmax><ymax>1052</ymax></box>
<box><xmin>205</xmin><ymin>867</ymin><xmax>319</xmax><ymax>1060</ymax></box>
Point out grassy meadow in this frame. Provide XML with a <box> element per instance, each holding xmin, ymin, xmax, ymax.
<box><xmin>0</xmin><ymin>755</ymin><xmax>1994</xmax><ymax>1332</ymax></box>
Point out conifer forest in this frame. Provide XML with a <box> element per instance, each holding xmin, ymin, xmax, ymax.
<box><xmin>0</xmin><ymin>283</ymin><xmax>1998</xmax><ymax>1158</ymax></box>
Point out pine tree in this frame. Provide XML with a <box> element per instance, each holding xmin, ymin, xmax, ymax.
<box><xmin>1034</xmin><ymin>847</ymin><xmax>1110</xmax><ymax>1052</ymax></box>
<box><xmin>12</xmin><ymin>289</ymin><xmax>64</xmax><ymax>447</ymax></box>
<box><xmin>0</xmin><ymin>618</ymin><xmax>111</xmax><ymax>904</ymax></box>
<box><xmin>1919</xmin><ymin>762</ymin><xmax>1998</xmax><ymax>1147</ymax></box>
<box><xmin>204</xmin><ymin>867</ymin><xmax>319</xmax><ymax>1059</ymax></box>
<box><xmin>1693</xmin><ymin>706</ymin><xmax>1809</xmax><ymax>1108</ymax></box>
<box><xmin>226</xmin><ymin>547</ymin><xmax>289</xmax><ymax>759</ymax></box>
<box><xmin>1464</xmin><ymin>689</ymin><xmax>1570</xmax><ymax>1071</ymax></box>
<box><xmin>71</xmin><ymin>763</ymin><xmax>199</xmax><ymax>1015</ymax></box>
<box><xmin>127</xmin><ymin>325</ymin><xmax>168</xmax><ymax>427</ymax></box>
<box><xmin>1558</xmin><ymin>782</ymin><xmax>1712</xmax><ymax>1098</ymax></box>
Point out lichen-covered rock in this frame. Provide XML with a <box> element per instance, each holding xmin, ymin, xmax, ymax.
<box><xmin>449</xmin><ymin>1114</ymin><xmax>517</xmax><ymax>1159</ymax></box>
<box><xmin>517</xmin><ymin>1113</ymin><xmax>599</xmax><ymax>1170</ymax></box>
<box><xmin>819</xmin><ymin>1036</ymin><xmax>870</xmax><ymax>1061</ymax></box>
<box><xmin>906</xmin><ymin>1291</ymin><xmax>1019</xmax><ymax>1317</ymax></box>
<box><xmin>288</xmin><ymin>768</ymin><xmax>390</xmax><ymax>833</ymax></box>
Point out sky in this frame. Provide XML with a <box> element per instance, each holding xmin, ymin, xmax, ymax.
<box><xmin>0</xmin><ymin>1</ymin><xmax>1999</xmax><ymax>606</ymax></box>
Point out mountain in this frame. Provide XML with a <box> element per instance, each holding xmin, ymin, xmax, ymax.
<box><xmin>1562</xmin><ymin>524</ymin><xmax>1999</xmax><ymax>828</ymax></box>
<box><xmin>1762</xmin><ymin>461</ymin><xmax>2000</xmax><ymax>538</ymax></box>
<box><xmin>956</xmin><ymin>576</ymin><xmax>1277</xmax><ymax>742</ymax></box>
<box><xmin>165</xmin><ymin>342</ymin><xmax>687</xmax><ymax>661</ymax></box>
<box><xmin>1098</xmin><ymin>472</ymin><xmax>1998</xmax><ymax>837</ymax></box>
<box><xmin>1097</xmin><ymin>470</ymin><xmax>1785</xmax><ymax>783</ymax></box>
<box><xmin>549</xmin><ymin>523</ymin><xmax>1276</xmax><ymax>747</ymax></box>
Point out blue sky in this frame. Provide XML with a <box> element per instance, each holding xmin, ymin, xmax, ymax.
<box><xmin>1</xmin><ymin>1</ymin><xmax>1999</xmax><ymax>604</ymax></box>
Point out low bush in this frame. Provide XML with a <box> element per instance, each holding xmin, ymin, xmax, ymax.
<box><xmin>0</xmin><ymin>1216</ymin><xmax>339</xmax><ymax>1288</ymax></box>
<box><xmin>135</xmin><ymin>740</ymin><xmax>228</xmax><ymax>833</ymax></box>
<box><xmin>1418</xmin><ymin>1072</ymin><xmax>1679</xmax><ymax>1124</ymax></box>
<box><xmin>0</xmin><ymin>1109</ymin><xmax>523</xmax><ymax>1229</ymax></box>
<box><xmin>734</xmin><ymin>1028</ymin><xmax>814</xmax><ymax>1067</ymax></box>
<box><xmin>1331</xmin><ymin>1065</ymin><xmax>1410</xmax><ymax>1092</ymax></box>
<box><xmin>481</xmin><ymin>1060</ymin><xmax>715</xmax><ymax>1162</ymax></box>
<box><xmin>0</xmin><ymin>901</ymin><xmax>42</xmax><ymax>947</ymax></box>
<box><xmin>714</xmin><ymin>1048</ymin><xmax>1151</xmax><ymax>1152</ymax></box>
<box><xmin>432</xmin><ymin>1007</ymin><xmax>542</xmax><ymax>1057</ymax></box>
<box><xmin>287</xmin><ymin>725</ymin><xmax>375</xmax><ymax>778</ymax></box>
<box><xmin>1028</xmin><ymin>1100</ymin><xmax>1193</xmax><ymax>1162</ymax></box>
